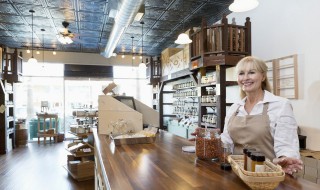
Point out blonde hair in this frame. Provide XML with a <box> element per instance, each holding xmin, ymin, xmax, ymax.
<box><xmin>236</xmin><ymin>56</ymin><xmax>272</xmax><ymax>99</ymax></box>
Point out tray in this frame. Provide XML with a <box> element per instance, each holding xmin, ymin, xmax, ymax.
<box><xmin>228</xmin><ymin>155</ymin><xmax>285</xmax><ymax>190</ymax></box>
<box><xmin>110</xmin><ymin>134</ymin><xmax>156</xmax><ymax>145</ymax></box>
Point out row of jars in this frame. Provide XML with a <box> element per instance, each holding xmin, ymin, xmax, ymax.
<box><xmin>201</xmin><ymin>95</ymin><xmax>217</xmax><ymax>103</ymax></box>
<box><xmin>173</xmin><ymin>107</ymin><xmax>198</xmax><ymax>116</ymax></box>
<box><xmin>202</xmin><ymin>114</ymin><xmax>217</xmax><ymax>124</ymax></box>
<box><xmin>173</xmin><ymin>101</ymin><xmax>197</xmax><ymax>107</ymax></box>
<box><xmin>173</xmin><ymin>81</ymin><xmax>196</xmax><ymax>89</ymax></box>
<box><xmin>173</xmin><ymin>90</ymin><xmax>198</xmax><ymax>98</ymax></box>
<box><xmin>201</xmin><ymin>74</ymin><xmax>216</xmax><ymax>84</ymax></box>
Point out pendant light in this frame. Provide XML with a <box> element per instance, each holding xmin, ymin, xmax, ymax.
<box><xmin>174</xmin><ymin>0</ymin><xmax>192</xmax><ymax>45</ymax></box>
<box><xmin>28</xmin><ymin>10</ymin><xmax>37</xmax><ymax>64</ymax></box>
<box><xmin>229</xmin><ymin>0</ymin><xmax>259</xmax><ymax>12</ymax></box>
<box><xmin>131</xmin><ymin>36</ymin><xmax>134</xmax><ymax>68</ymax></box>
<box><xmin>138</xmin><ymin>21</ymin><xmax>146</xmax><ymax>69</ymax></box>
<box><xmin>41</xmin><ymin>29</ymin><xmax>45</xmax><ymax>64</ymax></box>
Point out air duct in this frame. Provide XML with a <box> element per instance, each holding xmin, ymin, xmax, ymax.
<box><xmin>101</xmin><ymin>0</ymin><xmax>144</xmax><ymax>58</ymax></box>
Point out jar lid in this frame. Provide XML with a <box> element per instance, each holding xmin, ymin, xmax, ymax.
<box><xmin>251</xmin><ymin>153</ymin><xmax>265</xmax><ymax>162</ymax></box>
<box><xmin>247</xmin><ymin>149</ymin><xmax>257</xmax><ymax>157</ymax></box>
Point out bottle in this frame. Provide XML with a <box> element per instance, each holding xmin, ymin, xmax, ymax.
<box><xmin>243</xmin><ymin>148</ymin><xmax>248</xmax><ymax>170</ymax></box>
<box><xmin>246</xmin><ymin>148</ymin><xmax>257</xmax><ymax>172</ymax></box>
<box><xmin>251</xmin><ymin>153</ymin><xmax>265</xmax><ymax>172</ymax></box>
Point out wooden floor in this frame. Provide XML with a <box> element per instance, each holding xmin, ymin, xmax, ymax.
<box><xmin>0</xmin><ymin>141</ymin><xmax>94</xmax><ymax>190</ymax></box>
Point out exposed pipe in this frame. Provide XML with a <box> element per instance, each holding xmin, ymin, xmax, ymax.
<box><xmin>101</xmin><ymin>0</ymin><xmax>144</xmax><ymax>58</ymax></box>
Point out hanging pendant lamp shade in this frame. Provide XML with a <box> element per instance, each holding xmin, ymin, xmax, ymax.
<box><xmin>229</xmin><ymin>0</ymin><xmax>259</xmax><ymax>12</ymax></box>
<box><xmin>174</xmin><ymin>0</ymin><xmax>192</xmax><ymax>45</ymax></box>
<box><xmin>175</xmin><ymin>33</ymin><xmax>192</xmax><ymax>45</ymax></box>
<box><xmin>28</xmin><ymin>9</ymin><xmax>37</xmax><ymax>64</ymax></box>
<box><xmin>139</xmin><ymin>21</ymin><xmax>146</xmax><ymax>69</ymax></box>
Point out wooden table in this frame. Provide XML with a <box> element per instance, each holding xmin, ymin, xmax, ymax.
<box><xmin>93</xmin><ymin>129</ymin><xmax>320</xmax><ymax>190</ymax></box>
<box><xmin>37</xmin><ymin>113</ymin><xmax>58</xmax><ymax>144</ymax></box>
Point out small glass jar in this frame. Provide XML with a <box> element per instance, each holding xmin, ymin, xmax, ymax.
<box><xmin>196</xmin><ymin>128</ymin><xmax>221</xmax><ymax>160</ymax></box>
<box><xmin>220</xmin><ymin>142</ymin><xmax>232</xmax><ymax>170</ymax></box>
<box><xmin>251</xmin><ymin>153</ymin><xmax>265</xmax><ymax>172</ymax></box>
<box><xmin>246</xmin><ymin>148</ymin><xmax>257</xmax><ymax>172</ymax></box>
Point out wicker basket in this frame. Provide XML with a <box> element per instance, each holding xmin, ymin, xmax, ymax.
<box><xmin>228</xmin><ymin>155</ymin><xmax>285</xmax><ymax>190</ymax></box>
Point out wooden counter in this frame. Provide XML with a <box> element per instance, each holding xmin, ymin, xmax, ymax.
<box><xmin>93</xmin><ymin>129</ymin><xmax>320</xmax><ymax>190</ymax></box>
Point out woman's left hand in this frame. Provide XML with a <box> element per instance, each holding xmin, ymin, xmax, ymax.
<box><xmin>273</xmin><ymin>157</ymin><xmax>303</xmax><ymax>175</ymax></box>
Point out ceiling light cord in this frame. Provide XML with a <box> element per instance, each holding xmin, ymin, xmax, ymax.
<box><xmin>131</xmin><ymin>36</ymin><xmax>134</xmax><ymax>68</ymax></box>
<box><xmin>28</xmin><ymin>10</ymin><xmax>37</xmax><ymax>64</ymax></box>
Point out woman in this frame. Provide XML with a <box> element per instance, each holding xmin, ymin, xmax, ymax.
<box><xmin>221</xmin><ymin>56</ymin><xmax>302</xmax><ymax>175</ymax></box>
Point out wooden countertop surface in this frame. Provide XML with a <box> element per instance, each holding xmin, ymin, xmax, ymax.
<box><xmin>93</xmin><ymin>129</ymin><xmax>320</xmax><ymax>190</ymax></box>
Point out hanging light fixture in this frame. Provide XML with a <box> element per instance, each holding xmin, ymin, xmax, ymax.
<box><xmin>41</xmin><ymin>29</ymin><xmax>45</xmax><ymax>64</ymax></box>
<box><xmin>139</xmin><ymin>21</ymin><xmax>146</xmax><ymax>69</ymax></box>
<box><xmin>229</xmin><ymin>0</ymin><xmax>259</xmax><ymax>12</ymax></box>
<box><xmin>28</xmin><ymin>10</ymin><xmax>37</xmax><ymax>64</ymax></box>
<box><xmin>131</xmin><ymin>36</ymin><xmax>134</xmax><ymax>68</ymax></box>
<box><xmin>175</xmin><ymin>0</ymin><xmax>192</xmax><ymax>45</ymax></box>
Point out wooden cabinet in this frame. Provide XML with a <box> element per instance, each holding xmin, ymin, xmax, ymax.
<box><xmin>158</xmin><ymin>15</ymin><xmax>251</xmax><ymax>134</ymax></box>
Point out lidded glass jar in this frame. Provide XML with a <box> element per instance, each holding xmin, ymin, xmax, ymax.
<box><xmin>196</xmin><ymin>128</ymin><xmax>221</xmax><ymax>160</ymax></box>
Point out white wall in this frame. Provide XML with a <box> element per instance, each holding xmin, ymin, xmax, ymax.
<box><xmin>228</xmin><ymin>0</ymin><xmax>320</xmax><ymax>150</ymax></box>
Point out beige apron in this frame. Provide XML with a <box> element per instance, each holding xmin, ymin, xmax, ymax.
<box><xmin>228</xmin><ymin>103</ymin><xmax>276</xmax><ymax>160</ymax></box>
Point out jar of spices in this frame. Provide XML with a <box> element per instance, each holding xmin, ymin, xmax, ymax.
<box><xmin>251</xmin><ymin>153</ymin><xmax>265</xmax><ymax>172</ymax></box>
<box><xmin>246</xmin><ymin>148</ymin><xmax>257</xmax><ymax>172</ymax></box>
<box><xmin>196</xmin><ymin>128</ymin><xmax>221</xmax><ymax>160</ymax></box>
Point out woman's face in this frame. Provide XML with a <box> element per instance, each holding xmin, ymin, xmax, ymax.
<box><xmin>237</xmin><ymin>64</ymin><xmax>265</xmax><ymax>94</ymax></box>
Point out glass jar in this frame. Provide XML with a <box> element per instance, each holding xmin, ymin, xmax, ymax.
<box><xmin>251</xmin><ymin>153</ymin><xmax>265</xmax><ymax>172</ymax></box>
<box><xmin>196</xmin><ymin>128</ymin><xmax>221</xmax><ymax>160</ymax></box>
<box><xmin>220</xmin><ymin>142</ymin><xmax>232</xmax><ymax>170</ymax></box>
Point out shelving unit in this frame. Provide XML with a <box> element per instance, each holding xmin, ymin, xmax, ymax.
<box><xmin>0</xmin><ymin>47</ymin><xmax>23</xmax><ymax>154</ymax></box>
<box><xmin>0</xmin><ymin>80</ymin><xmax>15</xmax><ymax>154</ymax></box>
<box><xmin>64</xmin><ymin>141</ymin><xmax>95</xmax><ymax>181</ymax></box>
<box><xmin>157</xmin><ymin>15</ymin><xmax>251</xmax><ymax>134</ymax></box>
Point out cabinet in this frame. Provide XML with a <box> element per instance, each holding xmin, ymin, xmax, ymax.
<box><xmin>0</xmin><ymin>80</ymin><xmax>15</xmax><ymax>154</ymax></box>
<box><xmin>64</xmin><ymin>141</ymin><xmax>95</xmax><ymax>181</ymax></box>
<box><xmin>158</xmin><ymin>15</ymin><xmax>251</xmax><ymax>133</ymax></box>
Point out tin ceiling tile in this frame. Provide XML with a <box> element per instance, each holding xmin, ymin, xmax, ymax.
<box><xmin>11</xmin><ymin>0</ymin><xmax>42</xmax><ymax>5</ymax></box>
<box><xmin>0</xmin><ymin>15</ymin><xmax>25</xmax><ymax>24</ymax></box>
<box><xmin>0</xmin><ymin>30</ymin><xmax>12</xmax><ymax>36</ymax></box>
<box><xmin>78</xmin><ymin>12</ymin><xmax>104</xmax><ymax>23</ymax></box>
<box><xmin>15</xmin><ymin>4</ymin><xmax>47</xmax><ymax>17</ymax></box>
<box><xmin>79</xmin><ymin>37</ymin><xmax>100</xmax><ymax>43</ymax></box>
<box><xmin>79</xmin><ymin>22</ymin><xmax>102</xmax><ymax>31</ymax></box>
<box><xmin>79</xmin><ymin>30</ymin><xmax>100</xmax><ymax>37</ymax></box>
<box><xmin>144</xmin><ymin>6</ymin><xmax>164</xmax><ymax>20</ymax></box>
<box><xmin>0</xmin><ymin>3</ymin><xmax>17</xmax><ymax>15</ymax></box>
<box><xmin>46</xmin><ymin>0</ymin><xmax>74</xmax><ymax>9</ymax></box>
<box><xmin>49</xmin><ymin>8</ymin><xmax>75</xmax><ymax>20</ymax></box>
<box><xmin>78</xmin><ymin>0</ymin><xmax>107</xmax><ymax>13</ymax></box>
<box><xmin>3</xmin><ymin>23</ymin><xmax>30</xmax><ymax>32</ymax></box>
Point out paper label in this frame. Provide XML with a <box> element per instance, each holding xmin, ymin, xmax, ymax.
<box><xmin>255</xmin><ymin>165</ymin><xmax>265</xmax><ymax>172</ymax></box>
<box><xmin>0</xmin><ymin>104</ymin><xmax>6</xmax><ymax>113</ymax></box>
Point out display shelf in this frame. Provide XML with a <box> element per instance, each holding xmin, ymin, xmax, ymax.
<box><xmin>63</xmin><ymin>165</ymin><xmax>94</xmax><ymax>181</ymax></box>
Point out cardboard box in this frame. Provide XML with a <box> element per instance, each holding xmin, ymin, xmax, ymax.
<box><xmin>303</xmin><ymin>174</ymin><xmax>317</xmax><ymax>183</ymax></box>
<box><xmin>303</xmin><ymin>156</ymin><xmax>318</xmax><ymax>167</ymax></box>
<box><xmin>305</xmin><ymin>166</ymin><xmax>318</xmax><ymax>177</ymax></box>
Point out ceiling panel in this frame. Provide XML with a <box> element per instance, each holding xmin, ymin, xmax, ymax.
<box><xmin>0</xmin><ymin>0</ymin><xmax>233</xmax><ymax>56</ymax></box>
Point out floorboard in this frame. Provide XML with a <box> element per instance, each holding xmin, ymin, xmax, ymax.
<box><xmin>0</xmin><ymin>141</ymin><xmax>94</xmax><ymax>190</ymax></box>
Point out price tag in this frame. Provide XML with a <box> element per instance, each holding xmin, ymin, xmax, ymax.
<box><xmin>0</xmin><ymin>104</ymin><xmax>6</xmax><ymax>113</ymax></box>
<box><xmin>216</xmin><ymin>84</ymin><xmax>220</xmax><ymax>95</ymax></box>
